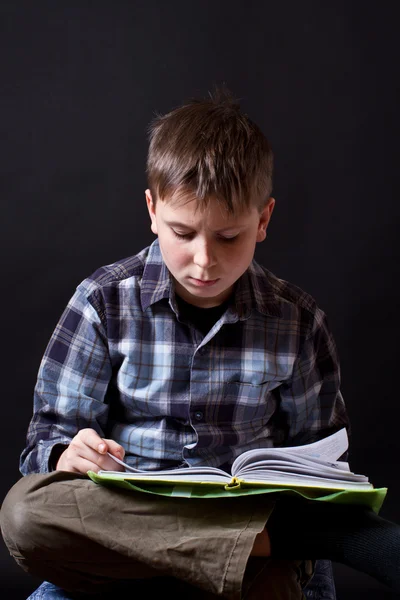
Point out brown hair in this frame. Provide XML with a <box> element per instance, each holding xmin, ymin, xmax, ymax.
<box><xmin>146</xmin><ymin>87</ymin><xmax>273</xmax><ymax>215</ymax></box>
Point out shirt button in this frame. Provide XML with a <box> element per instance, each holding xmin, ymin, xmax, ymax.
<box><xmin>194</xmin><ymin>411</ymin><xmax>203</xmax><ymax>421</ymax></box>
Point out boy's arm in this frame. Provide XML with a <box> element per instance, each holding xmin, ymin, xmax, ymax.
<box><xmin>277</xmin><ymin>307</ymin><xmax>349</xmax><ymax>449</ymax></box>
<box><xmin>20</xmin><ymin>284</ymin><xmax>113</xmax><ymax>475</ymax></box>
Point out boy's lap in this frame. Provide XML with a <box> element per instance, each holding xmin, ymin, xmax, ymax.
<box><xmin>6</xmin><ymin>474</ymin><xmax>332</xmax><ymax>599</ymax></box>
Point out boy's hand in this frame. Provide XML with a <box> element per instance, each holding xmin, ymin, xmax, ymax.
<box><xmin>56</xmin><ymin>428</ymin><xmax>126</xmax><ymax>474</ymax></box>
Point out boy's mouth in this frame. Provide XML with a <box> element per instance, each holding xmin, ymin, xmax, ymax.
<box><xmin>189</xmin><ymin>277</ymin><xmax>220</xmax><ymax>287</ymax></box>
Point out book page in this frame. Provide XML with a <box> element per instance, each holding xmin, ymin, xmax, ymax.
<box><xmin>293</xmin><ymin>428</ymin><xmax>349</xmax><ymax>461</ymax></box>
<box><xmin>96</xmin><ymin>471</ymin><xmax>231</xmax><ymax>483</ymax></box>
<box><xmin>231</xmin><ymin>428</ymin><xmax>348</xmax><ymax>475</ymax></box>
<box><xmin>102</xmin><ymin>456</ymin><xmax>230</xmax><ymax>481</ymax></box>
<box><xmin>238</xmin><ymin>471</ymin><xmax>372</xmax><ymax>490</ymax></box>
<box><xmin>232</xmin><ymin>448</ymin><xmax>351</xmax><ymax>477</ymax></box>
<box><xmin>105</xmin><ymin>453</ymin><xmax>146</xmax><ymax>473</ymax></box>
<box><xmin>238</xmin><ymin>461</ymin><xmax>368</xmax><ymax>482</ymax></box>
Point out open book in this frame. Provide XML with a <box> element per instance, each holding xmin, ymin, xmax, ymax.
<box><xmin>94</xmin><ymin>428</ymin><xmax>373</xmax><ymax>492</ymax></box>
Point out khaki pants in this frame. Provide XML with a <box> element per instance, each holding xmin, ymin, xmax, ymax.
<box><xmin>1</xmin><ymin>471</ymin><xmax>311</xmax><ymax>599</ymax></box>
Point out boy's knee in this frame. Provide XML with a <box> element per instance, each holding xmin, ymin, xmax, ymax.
<box><xmin>1</xmin><ymin>474</ymin><xmax>62</xmax><ymax>559</ymax></box>
<box><xmin>1</xmin><ymin>476</ymin><xmax>42</xmax><ymax>557</ymax></box>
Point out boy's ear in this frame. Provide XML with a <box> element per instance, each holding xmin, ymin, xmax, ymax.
<box><xmin>256</xmin><ymin>197</ymin><xmax>275</xmax><ymax>242</ymax></box>
<box><xmin>145</xmin><ymin>189</ymin><xmax>158</xmax><ymax>235</ymax></box>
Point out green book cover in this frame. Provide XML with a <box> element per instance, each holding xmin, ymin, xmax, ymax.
<box><xmin>87</xmin><ymin>469</ymin><xmax>387</xmax><ymax>514</ymax></box>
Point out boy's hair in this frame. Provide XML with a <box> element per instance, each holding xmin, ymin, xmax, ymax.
<box><xmin>146</xmin><ymin>87</ymin><xmax>273</xmax><ymax>215</ymax></box>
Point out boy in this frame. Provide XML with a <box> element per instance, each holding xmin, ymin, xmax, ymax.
<box><xmin>1</xmin><ymin>90</ymin><xmax>399</xmax><ymax>599</ymax></box>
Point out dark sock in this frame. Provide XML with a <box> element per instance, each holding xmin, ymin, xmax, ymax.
<box><xmin>267</xmin><ymin>497</ymin><xmax>400</xmax><ymax>593</ymax></box>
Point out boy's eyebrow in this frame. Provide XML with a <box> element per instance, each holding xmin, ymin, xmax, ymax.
<box><xmin>164</xmin><ymin>220</ymin><xmax>193</xmax><ymax>228</ymax></box>
<box><xmin>165</xmin><ymin>220</ymin><xmax>245</xmax><ymax>233</ymax></box>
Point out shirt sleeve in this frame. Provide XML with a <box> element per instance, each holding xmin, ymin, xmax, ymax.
<box><xmin>20</xmin><ymin>284</ymin><xmax>112</xmax><ymax>475</ymax></box>
<box><xmin>277</xmin><ymin>306</ymin><xmax>350</xmax><ymax>449</ymax></box>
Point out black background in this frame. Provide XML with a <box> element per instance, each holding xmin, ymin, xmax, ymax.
<box><xmin>1</xmin><ymin>2</ymin><xmax>399</xmax><ymax>598</ymax></box>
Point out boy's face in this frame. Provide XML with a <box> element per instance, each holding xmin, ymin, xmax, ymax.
<box><xmin>145</xmin><ymin>190</ymin><xmax>275</xmax><ymax>308</ymax></box>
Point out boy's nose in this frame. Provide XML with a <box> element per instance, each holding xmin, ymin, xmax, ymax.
<box><xmin>193</xmin><ymin>241</ymin><xmax>217</xmax><ymax>268</ymax></box>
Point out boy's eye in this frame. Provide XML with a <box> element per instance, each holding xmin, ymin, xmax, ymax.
<box><xmin>172</xmin><ymin>230</ymin><xmax>194</xmax><ymax>240</ymax></box>
<box><xmin>219</xmin><ymin>235</ymin><xmax>238</xmax><ymax>243</ymax></box>
<box><xmin>171</xmin><ymin>230</ymin><xmax>239</xmax><ymax>242</ymax></box>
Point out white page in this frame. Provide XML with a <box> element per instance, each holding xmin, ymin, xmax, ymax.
<box><xmin>238</xmin><ymin>462</ymin><xmax>368</xmax><ymax>482</ymax></box>
<box><xmin>240</xmin><ymin>470</ymin><xmax>372</xmax><ymax>489</ymax></box>
<box><xmin>232</xmin><ymin>448</ymin><xmax>349</xmax><ymax>476</ymax></box>
<box><xmin>285</xmin><ymin>428</ymin><xmax>348</xmax><ymax>461</ymax></box>
<box><xmin>105</xmin><ymin>453</ymin><xmax>148</xmax><ymax>473</ymax></box>
<box><xmin>232</xmin><ymin>428</ymin><xmax>348</xmax><ymax>475</ymax></box>
<box><xmin>96</xmin><ymin>470</ymin><xmax>230</xmax><ymax>483</ymax></box>
<box><xmin>100</xmin><ymin>462</ymin><xmax>230</xmax><ymax>479</ymax></box>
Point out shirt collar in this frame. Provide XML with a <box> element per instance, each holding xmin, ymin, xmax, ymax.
<box><xmin>140</xmin><ymin>239</ymin><xmax>172</xmax><ymax>311</ymax></box>
<box><xmin>234</xmin><ymin>262</ymin><xmax>282</xmax><ymax>319</ymax></box>
<box><xmin>140</xmin><ymin>238</ymin><xmax>282</xmax><ymax>318</ymax></box>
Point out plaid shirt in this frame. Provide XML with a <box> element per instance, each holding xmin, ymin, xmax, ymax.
<box><xmin>20</xmin><ymin>239</ymin><xmax>349</xmax><ymax>475</ymax></box>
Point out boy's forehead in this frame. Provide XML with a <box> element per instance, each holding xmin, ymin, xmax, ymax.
<box><xmin>159</xmin><ymin>196</ymin><xmax>255</xmax><ymax>227</ymax></box>
<box><xmin>156</xmin><ymin>187</ymin><xmax>258</xmax><ymax>219</ymax></box>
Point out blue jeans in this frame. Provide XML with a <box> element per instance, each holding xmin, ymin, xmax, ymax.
<box><xmin>303</xmin><ymin>560</ymin><xmax>337</xmax><ymax>600</ymax></box>
<box><xmin>27</xmin><ymin>560</ymin><xmax>337</xmax><ymax>600</ymax></box>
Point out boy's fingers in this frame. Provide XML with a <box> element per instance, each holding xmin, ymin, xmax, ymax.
<box><xmin>104</xmin><ymin>438</ymin><xmax>125</xmax><ymax>459</ymax></box>
<box><xmin>77</xmin><ymin>428</ymin><xmax>108</xmax><ymax>454</ymax></box>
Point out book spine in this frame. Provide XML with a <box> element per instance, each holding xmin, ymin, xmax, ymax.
<box><xmin>224</xmin><ymin>477</ymin><xmax>241</xmax><ymax>490</ymax></box>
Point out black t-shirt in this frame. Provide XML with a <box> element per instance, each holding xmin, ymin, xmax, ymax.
<box><xmin>176</xmin><ymin>295</ymin><xmax>230</xmax><ymax>335</ymax></box>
